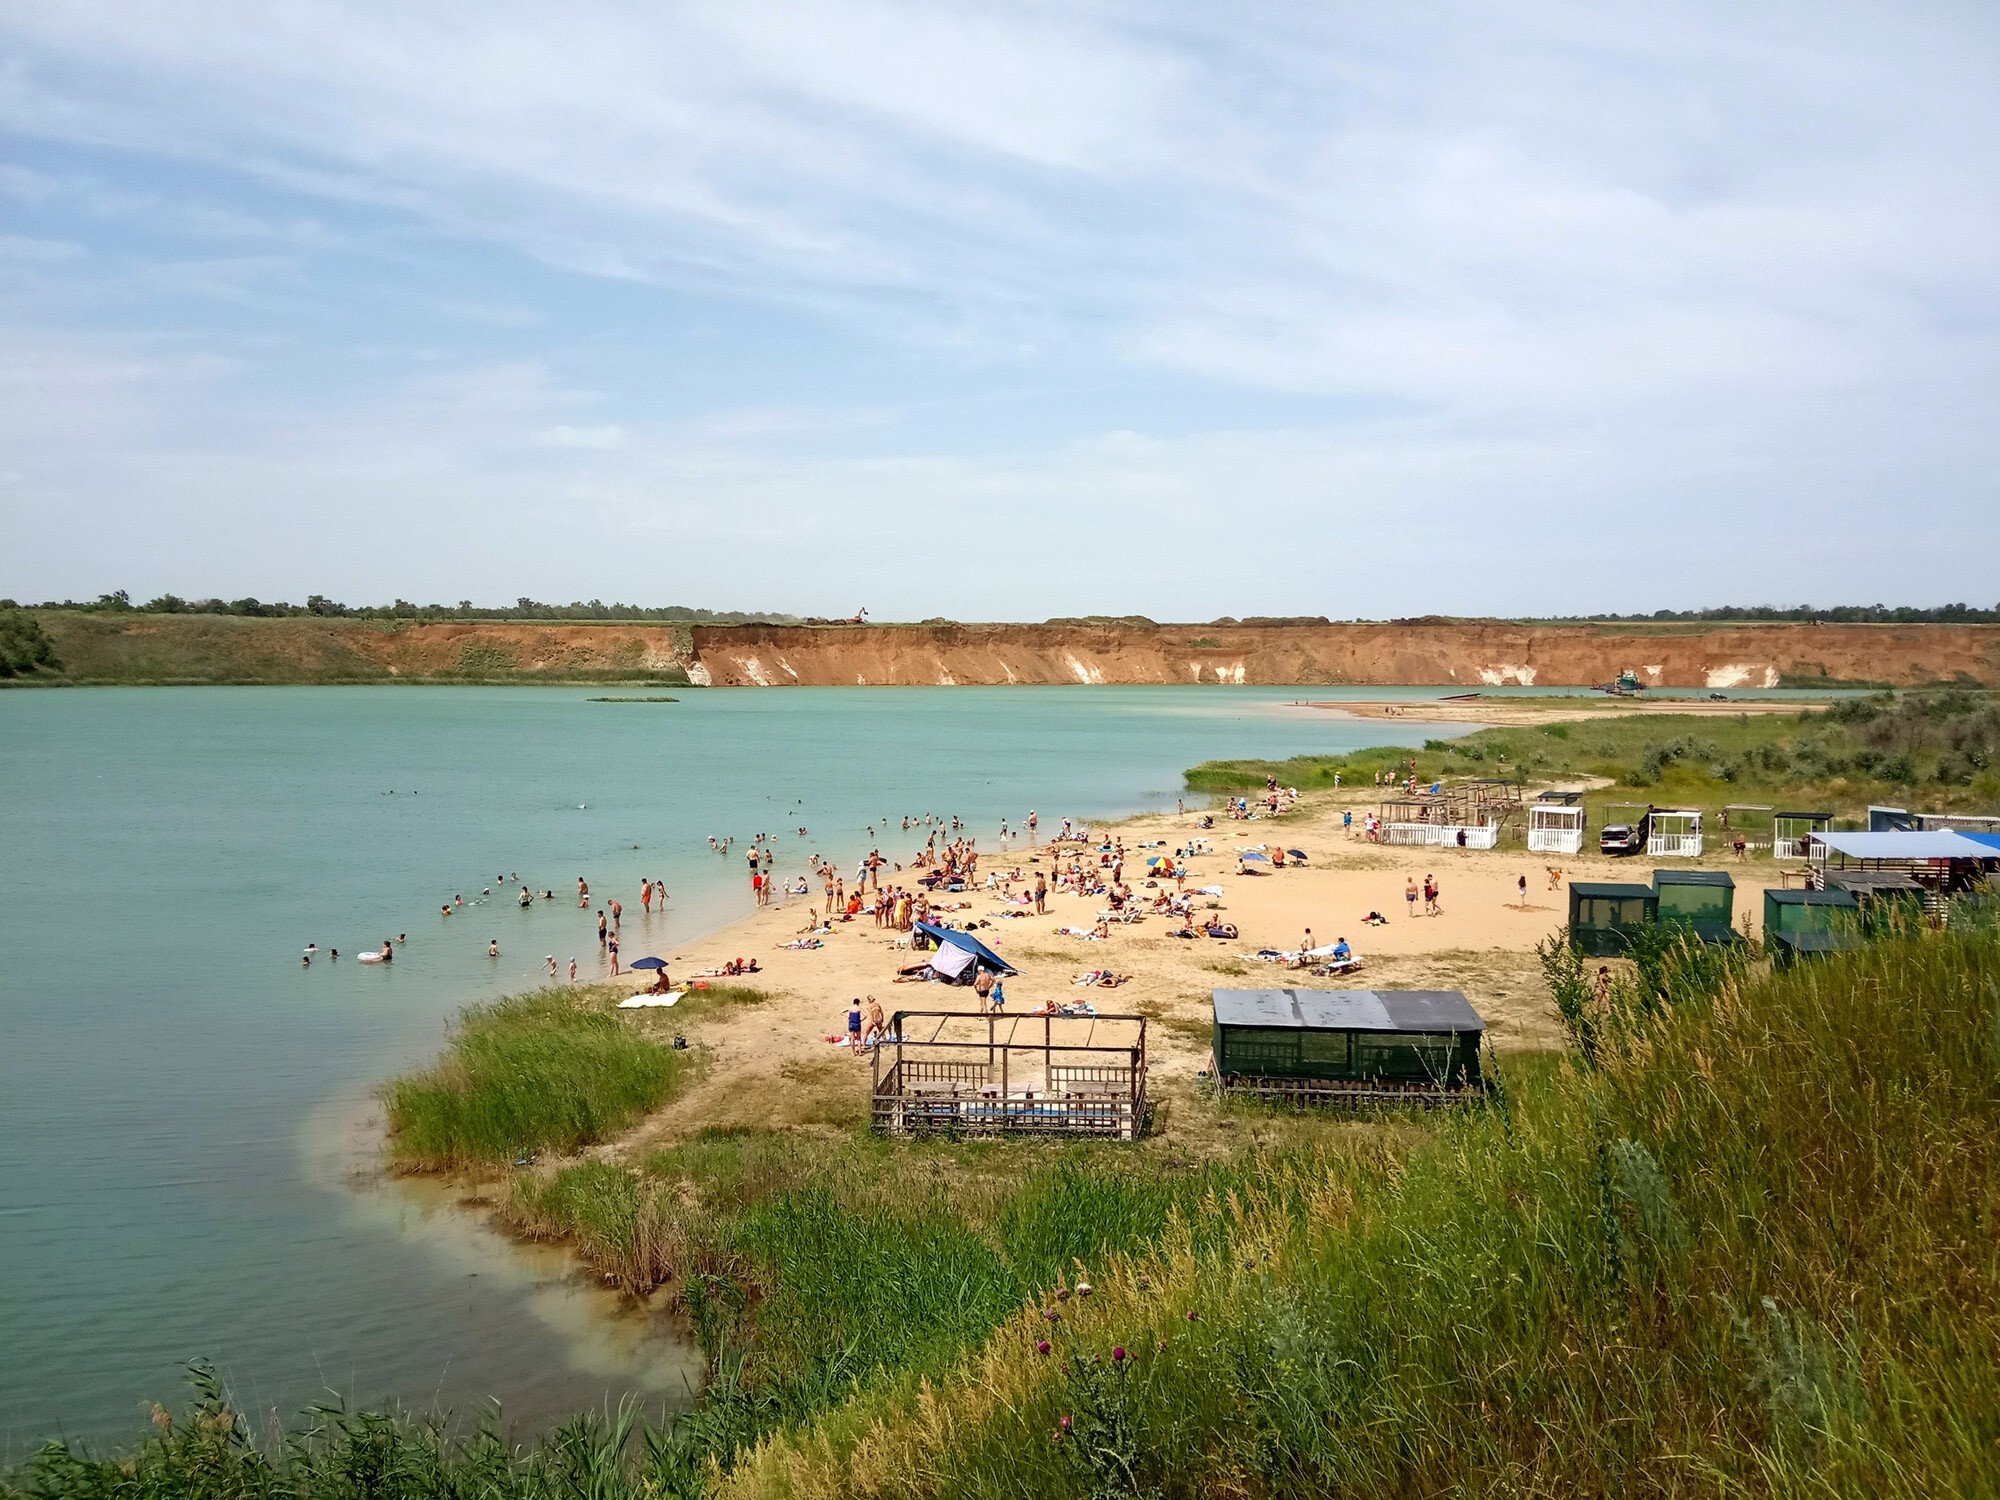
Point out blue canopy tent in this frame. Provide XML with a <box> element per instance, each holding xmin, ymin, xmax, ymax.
<box><xmin>912</xmin><ymin>921</ymin><xmax>1016</xmax><ymax>980</ymax></box>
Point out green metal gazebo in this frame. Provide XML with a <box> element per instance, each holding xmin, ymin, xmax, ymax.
<box><xmin>1764</xmin><ymin>887</ymin><xmax>1862</xmax><ymax>968</ymax></box>
<box><xmin>1209</xmin><ymin>988</ymin><xmax>1486</xmax><ymax>1106</ymax></box>
<box><xmin>1652</xmin><ymin>869</ymin><xmax>1739</xmax><ymax>944</ymax></box>
<box><xmin>1568</xmin><ymin>882</ymin><xmax>1657</xmax><ymax>956</ymax></box>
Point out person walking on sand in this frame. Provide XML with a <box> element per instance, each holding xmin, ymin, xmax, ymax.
<box><xmin>1595</xmin><ymin>965</ymin><xmax>1613</xmax><ymax>1006</ymax></box>
<box><xmin>847</xmin><ymin>998</ymin><xmax>864</xmax><ymax>1057</ymax></box>
<box><xmin>1034</xmin><ymin>871</ymin><xmax>1047</xmax><ymax>915</ymax></box>
<box><xmin>1517</xmin><ymin>874</ymin><xmax>1528</xmax><ymax>906</ymax></box>
<box><xmin>1405</xmin><ymin>877</ymin><xmax>1419</xmax><ymax>919</ymax></box>
<box><xmin>607</xmin><ymin>931</ymin><xmax>620</xmax><ymax>976</ymax></box>
<box><xmin>1427</xmin><ymin>876</ymin><xmax>1442</xmax><ymax>916</ymax></box>
<box><xmin>1547</xmin><ymin>867</ymin><xmax>1563</xmax><ymax>891</ymax></box>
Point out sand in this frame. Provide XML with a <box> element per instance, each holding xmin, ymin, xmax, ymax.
<box><xmin>593</xmin><ymin>790</ymin><xmax>1785</xmax><ymax>1151</ymax></box>
<box><xmin>1309</xmin><ymin>696</ymin><xmax>1824</xmax><ymax>726</ymax></box>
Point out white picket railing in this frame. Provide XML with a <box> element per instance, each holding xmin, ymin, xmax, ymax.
<box><xmin>1384</xmin><ymin>822</ymin><xmax>1501</xmax><ymax>850</ymax></box>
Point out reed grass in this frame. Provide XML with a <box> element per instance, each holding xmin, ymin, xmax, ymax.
<box><xmin>15</xmin><ymin>934</ymin><xmax>1998</xmax><ymax>1498</ymax></box>
<box><xmin>382</xmin><ymin>986</ymin><xmax>687</xmax><ymax>1171</ymax></box>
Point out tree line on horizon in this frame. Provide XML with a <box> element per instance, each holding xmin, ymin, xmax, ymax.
<box><xmin>3</xmin><ymin>591</ymin><xmax>803</xmax><ymax>625</ymax></box>
<box><xmin>8</xmin><ymin>594</ymin><xmax>2000</xmax><ymax>627</ymax></box>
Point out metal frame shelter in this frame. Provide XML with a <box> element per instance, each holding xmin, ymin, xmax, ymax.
<box><xmin>1773</xmin><ymin>811</ymin><xmax>1833</xmax><ymax>862</ymax></box>
<box><xmin>1914</xmin><ymin>812</ymin><xmax>2000</xmax><ymax>835</ymax></box>
<box><xmin>1528</xmin><ymin>791</ymin><xmax>1585</xmax><ymax>855</ymax></box>
<box><xmin>872</xmin><ymin>1010</ymin><xmax>1146</xmax><ymax>1139</ymax></box>
<box><xmin>1209</xmin><ymin>988</ymin><xmax>1486</xmax><ymax>1107</ymax></box>
<box><xmin>1376</xmin><ymin>779</ymin><xmax>1520</xmax><ymax>851</ymax></box>
<box><xmin>1568</xmin><ymin>882</ymin><xmax>1657</xmax><ymax>956</ymax></box>
<box><xmin>1647</xmin><ymin>807</ymin><xmax>1704</xmax><ymax>859</ymax></box>
<box><xmin>1806</xmin><ymin>829</ymin><xmax>2000</xmax><ymax>922</ymax></box>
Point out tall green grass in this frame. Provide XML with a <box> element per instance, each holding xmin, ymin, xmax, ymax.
<box><xmin>383</xmin><ymin>987</ymin><xmax>687</xmax><ymax>1171</ymax></box>
<box><xmin>727</xmin><ymin>929</ymin><xmax>2000</xmax><ymax>1499</ymax></box>
<box><xmin>14</xmin><ymin>934</ymin><xmax>1998</xmax><ymax>1497</ymax></box>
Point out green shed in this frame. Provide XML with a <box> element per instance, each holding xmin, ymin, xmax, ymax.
<box><xmin>1653</xmin><ymin>869</ymin><xmax>1738</xmax><ymax>944</ymax></box>
<box><xmin>1764</xmin><ymin>888</ymin><xmax>1860</xmax><ymax>967</ymax></box>
<box><xmin>1210</xmin><ymin>988</ymin><xmax>1486</xmax><ymax>1105</ymax></box>
<box><xmin>1568</xmin><ymin>882</ymin><xmax>1657</xmax><ymax>956</ymax></box>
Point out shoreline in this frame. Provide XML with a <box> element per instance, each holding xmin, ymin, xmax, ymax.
<box><xmin>1306</xmin><ymin>695</ymin><xmax>1828</xmax><ymax>726</ymax></box>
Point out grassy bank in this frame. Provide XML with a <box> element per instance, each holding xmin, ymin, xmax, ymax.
<box><xmin>383</xmin><ymin>985</ymin><xmax>760</xmax><ymax>1171</ymax></box>
<box><xmin>1191</xmin><ymin>691</ymin><xmax>2000</xmax><ymax>821</ymax></box>
<box><xmin>16</xmin><ymin>924</ymin><xmax>1998</xmax><ymax>1497</ymax></box>
<box><xmin>10</xmin><ymin>610</ymin><xmax>696</xmax><ymax>686</ymax></box>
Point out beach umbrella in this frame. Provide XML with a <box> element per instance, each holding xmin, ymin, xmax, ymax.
<box><xmin>1240</xmin><ymin>851</ymin><xmax>1270</xmax><ymax>862</ymax></box>
<box><xmin>1287</xmin><ymin>848</ymin><xmax>1309</xmax><ymax>862</ymax></box>
<box><xmin>628</xmin><ymin>955</ymin><xmax>668</xmax><ymax>970</ymax></box>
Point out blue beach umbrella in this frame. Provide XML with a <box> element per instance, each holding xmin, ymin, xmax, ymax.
<box><xmin>1240</xmin><ymin>851</ymin><xmax>1270</xmax><ymax>863</ymax></box>
<box><xmin>629</xmin><ymin>955</ymin><xmax>668</xmax><ymax>970</ymax></box>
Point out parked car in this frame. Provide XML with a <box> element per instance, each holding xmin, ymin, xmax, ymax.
<box><xmin>1600</xmin><ymin>818</ymin><xmax>1647</xmax><ymax>856</ymax></box>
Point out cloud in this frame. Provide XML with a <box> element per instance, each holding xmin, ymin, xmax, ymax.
<box><xmin>0</xmin><ymin>2</ymin><xmax>1997</xmax><ymax>609</ymax></box>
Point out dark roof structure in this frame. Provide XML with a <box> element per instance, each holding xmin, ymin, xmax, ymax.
<box><xmin>1210</xmin><ymin>988</ymin><xmax>1485</xmax><ymax>1035</ymax></box>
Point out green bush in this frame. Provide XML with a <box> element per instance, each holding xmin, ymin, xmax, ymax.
<box><xmin>0</xmin><ymin>609</ymin><xmax>59</xmax><ymax>676</ymax></box>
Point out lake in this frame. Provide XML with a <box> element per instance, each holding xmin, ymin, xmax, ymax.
<box><xmin>0</xmin><ymin>684</ymin><xmax>1478</xmax><ymax>1453</ymax></box>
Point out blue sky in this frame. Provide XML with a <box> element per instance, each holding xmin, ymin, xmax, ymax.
<box><xmin>2</xmin><ymin>1</ymin><xmax>1997</xmax><ymax>619</ymax></box>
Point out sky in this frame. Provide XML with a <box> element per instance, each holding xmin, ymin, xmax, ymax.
<box><xmin>2</xmin><ymin>1</ymin><xmax>1997</xmax><ymax>620</ymax></box>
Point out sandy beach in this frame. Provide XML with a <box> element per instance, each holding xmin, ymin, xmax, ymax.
<box><xmin>593</xmin><ymin>789</ymin><xmax>1787</xmax><ymax>1150</ymax></box>
<box><xmin>1307</xmin><ymin>695</ymin><xmax>1825</xmax><ymax>726</ymax></box>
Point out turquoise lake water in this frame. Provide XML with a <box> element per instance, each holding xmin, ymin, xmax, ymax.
<box><xmin>0</xmin><ymin>685</ymin><xmax>1483</xmax><ymax>1454</ymax></box>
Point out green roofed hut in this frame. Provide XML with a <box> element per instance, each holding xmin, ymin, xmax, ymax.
<box><xmin>1764</xmin><ymin>887</ymin><xmax>1862</xmax><ymax>968</ymax></box>
<box><xmin>1210</xmin><ymin>988</ymin><xmax>1486</xmax><ymax>1108</ymax></box>
<box><xmin>1568</xmin><ymin>882</ymin><xmax>1657</xmax><ymax>956</ymax></box>
<box><xmin>1652</xmin><ymin>869</ymin><xmax>1740</xmax><ymax>945</ymax></box>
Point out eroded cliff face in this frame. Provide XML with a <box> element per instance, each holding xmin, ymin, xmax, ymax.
<box><xmin>683</xmin><ymin>621</ymin><xmax>2000</xmax><ymax>689</ymax></box>
<box><xmin>38</xmin><ymin>614</ymin><xmax>2000</xmax><ymax>687</ymax></box>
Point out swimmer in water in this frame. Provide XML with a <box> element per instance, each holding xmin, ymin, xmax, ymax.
<box><xmin>488</xmin><ymin>939</ymin><xmax>499</xmax><ymax>957</ymax></box>
<box><xmin>567</xmin><ymin>957</ymin><xmax>577</xmax><ymax>983</ymax></box>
